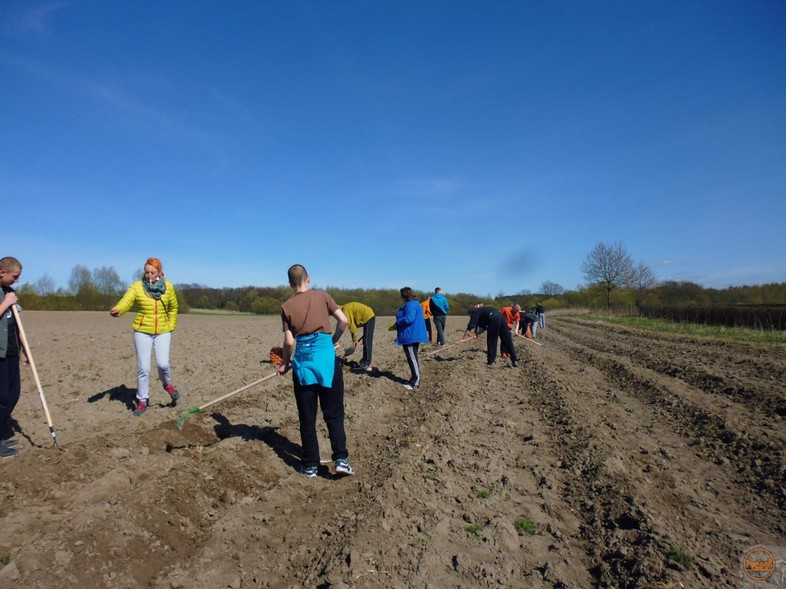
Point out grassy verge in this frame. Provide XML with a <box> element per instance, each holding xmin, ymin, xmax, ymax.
<box><xmin>570</xmin><ymin>313</ymin><xmax>786</xmax><ymax>345</ymax></box>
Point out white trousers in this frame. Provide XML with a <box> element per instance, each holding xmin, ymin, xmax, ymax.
<box><xmin>132</xmin><ymin>331</ymin><xmax>172</xmax><ymax>401</ymax></box>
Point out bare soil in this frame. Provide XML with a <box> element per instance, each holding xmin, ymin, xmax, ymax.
<box><xmin>1</xmin><ymin>311</ymin><xmax>784</xmax><ymax>588</ymax></box>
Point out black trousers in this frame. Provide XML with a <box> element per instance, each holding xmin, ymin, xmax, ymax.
<box><xmin>0</xmin><ymin>355</ymin><xmax>20</xmax><ymax>438</ymax></box>
<box><xmin>486</xmin><ymin>318</ymin><xmax>517</xmax><ymax>365</ymax></box>
<box><xmin>402</xmin><ymin>343</ymin><xmax>421</xmax><ymax>386</ymax></box>
<box><xmin>361</xmin><ymin>316</ymin><xmax>375</xmax><ymax>365</ymax></box>
<box><xmin>293</xmin><ymin>357</ymin><xmax>348</xmax><ymax>467</ymax></box>
<box><xmin>433</xmin><ymin>314</ymin><xmax>447</xmax><ymax>345</ymax></box>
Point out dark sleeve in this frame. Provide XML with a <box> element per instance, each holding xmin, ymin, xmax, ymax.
<box><xmin>466</xmin><ymin>307</ymin><xmax>480</xmax><ymax>331</ymax></box>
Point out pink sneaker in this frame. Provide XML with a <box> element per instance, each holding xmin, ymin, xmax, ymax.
<box><xmin>133</xmin><ymin>400</ymin><xmax>148</xmax><ymax>416</ymax></box>
<box><xmin>164</xmin><ymin>384</ymin><xmax>180</xmax><ymax>402</ymax></box>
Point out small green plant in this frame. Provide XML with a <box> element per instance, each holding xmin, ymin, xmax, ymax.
<box><xmin>514</xmin><ymin>518</ymin><xmax>536</xmax><ymax>536</ymax></box>
<box><xmin>0</xmin><ymin>553</ymin><xmax>11</xmax><ymax>566</ymax></box>
<box><xmin>465</xmin><ymin>524</ymin><xmax>482</xmax><ymax>536</ymax></box>
<box><xmin>667</xmin><ymin>544</ymin><xmax>693</xmax><ymax>569</ymax></box>
<box><xmin>423</xmin><ymin>473</ymin><xmax>439</xmax><ymax>483</ymax></box>
<box><xmin>409</xmin><ymin>538</ymin><xmax>431</xmax><ymax>547</ymax></box>
<box><xmin>476</xmin><ymin>490</ymin><xmax>490</xmax><ymax>499</ymax></box>
<box><xmin>345</xmin><ymin>413</ymin><xmax>356</xmax><ymax>423</ymax></box>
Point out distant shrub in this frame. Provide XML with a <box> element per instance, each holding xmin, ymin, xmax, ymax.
<box><xmin>640</xmin><ymin>305</ymin><xmax>786</xmax><ymax>330</ymax></box>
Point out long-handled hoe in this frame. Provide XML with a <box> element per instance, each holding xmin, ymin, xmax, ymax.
<box><xmin>515</xmin><ymin>333</ymin><xmax>543</xmax><ymax>347</ymax></box>
<box><xmin>174</xmin><ymin>372</ymin><xmax>278</xmax><ymax>431</ymax></box>
<box><xmin>423</xmin><ymin>335</ymin><xmax>477</xmax><ymax>357</ymax></box>
<box><xmin>11</xmin><ymin>306</ymin><xmax>58</xmax><ymax>447</ymax></box>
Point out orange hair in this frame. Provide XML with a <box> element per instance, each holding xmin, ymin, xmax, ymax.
<box><xmin>146</xmin><ymin>257</ymin><xmax>163</xmax><ymax>274</ymax></box>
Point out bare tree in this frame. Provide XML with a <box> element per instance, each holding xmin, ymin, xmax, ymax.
<box><xmin>34</xmin><ymin>274</ymin><xmax>56</xmax><ymax>295</ymax></box>
<box><xmin>68</xmin><ymin>264</ymin><xmax>93</xmax><ymax>295</ymax></box>
<box><xmin>628</xmin><ymin>263</ymin><xmax>658</xmax><ymax>309</ymax></box>
<box><xmin>93</xmin><ymin>266</ymin><xmax>126</xmax><ymax>296</ymax></box>
<box><xmin>581</xmin><ymin>242</ymin><xmax>634</xmax><ymax>309</ymax></box>
<box><xmin>540</xmin><ymin>281</ymin><xmax>565</xmax><ymax>296</ymax></box>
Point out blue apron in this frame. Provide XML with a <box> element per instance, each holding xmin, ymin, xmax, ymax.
<box><xmin>292</xmin><ymin>332</ymin><xmax>335</xmax><ymax>387</ymax></box>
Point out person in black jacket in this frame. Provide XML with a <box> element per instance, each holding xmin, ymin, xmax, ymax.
<box><xmin>0</xmin><ymin>256</ymin><xmax>25</xmax><ymax>458</ymax></box>
<box><xmin>463</xmin><ymin>306</ymin><xmax>518</xmax><ymax>367</ymax></box>
<box><xmin>519</xmin><ymin>311</ymin><xmax>538</xmax><ymax>338</ymax></box>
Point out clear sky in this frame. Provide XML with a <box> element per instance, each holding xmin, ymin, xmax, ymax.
<box><xmin>2</xmin><ymin>1</ymin><xmax>785</xmax><ymax>296</ymax></box>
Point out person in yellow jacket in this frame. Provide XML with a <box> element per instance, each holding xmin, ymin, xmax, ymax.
<box><xmin>110</xmin><ymin>257</ymin><xmax>180</xmax><ymax>416</ymax></box>
<box><xmin>340</xmin><ymin>302</ymin><xmax>375</xmax><ymax>371</ymax></box>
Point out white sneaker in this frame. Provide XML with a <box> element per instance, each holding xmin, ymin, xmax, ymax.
<box><xmin>335</xmin><ymin>458</ymin><xmax>354</xmax><ymax>475</ymax></box>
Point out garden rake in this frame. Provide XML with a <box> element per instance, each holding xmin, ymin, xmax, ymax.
<box><xmin>343</xmin><ymin>334</ymin><xmax>364</xmax><ymax>358</ymax></box>
<box><xmin>174</xmin><ymin>371</ymin><xmax>278</xmax><ymax>431</ymax></box>
<box><xmin>11</xmin><ymin>306</ymin><xmax>58</xmax><ymax>447</ymax></box>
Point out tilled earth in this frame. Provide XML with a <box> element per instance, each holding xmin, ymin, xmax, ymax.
<box><xmin>0</xmin><ymin>311</ymin><xmax>784</xmax><ymax>588</ymax></box>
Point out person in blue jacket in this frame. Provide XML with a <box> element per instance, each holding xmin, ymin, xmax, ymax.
<box><xmin>395</xmin><ymin>287</ymin><xmax>429</xmax><ymax>390</ymax></box>
<box><xmin>428</xmin><ymin>287</ymin><xmax>450</xmax><ymax>346</ymax></box>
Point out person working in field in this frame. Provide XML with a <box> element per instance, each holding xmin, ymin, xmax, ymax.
<box><xmin>464</xmin><ymin>306</ymin><xmax>518</xmax><ymax>367</ymax></box>
<box><xmin>420</xmin><ymin>297</ymin><xmax>433</xmax><ymax>343</ymax></box>
<box><xmin>278</xmin><ymin>264</ymin><xmax>354</xmax><ymax>478</ymax></box>
<box><xmin>499</xmin><ymin>304</ymin><xmax>521</xmax><ymax>358</ymax></box>
<box><xmin>110</xmin><ymin>257</ymin><xmax>181</xmax><ymax>417</ymax></box>
<box><xmin>520</xmin><ymin>310</ymin><xmax>539</xmax><ymax>338</ymax></box>
<box><xmin>536</xmin><ymin>302</ymin><xmax>546</xmax><ymax>330</ymax></box>
<box><xmin>500</xmin><ymin>304</ymin><xmax>521</xmax><ymax>336</ymax></box>
<box><xmin>428</xmin><ymin>287</ymin><xmax>449</xmax><ymax>346</ymax></box>
<box><xmin>394</xmin><ymin>287</ymin><xmax>429</xmax><ymax>390</ymax></box>
<box><xmin>340</xmin><ymin>301</ymin><xmax>376</xmax><ymax>372</ymax></box>
<box><xmin>0</xmin><ymin>256</ymin><xmax>26</xmax><ymax>458</ymax></box>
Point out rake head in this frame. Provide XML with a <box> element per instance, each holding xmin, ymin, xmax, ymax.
<box><xmin>174</xmin><ymin>407</ymin><xmax>199</xmax><ymax>431</ymax></box>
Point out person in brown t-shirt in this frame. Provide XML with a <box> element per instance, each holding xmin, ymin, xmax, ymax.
<box><xmin>278</xmin><ymin>264</ymin><xmax>354</xmax><ymax>477</ymax></box>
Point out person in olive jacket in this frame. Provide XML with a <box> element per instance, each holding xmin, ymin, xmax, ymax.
<box><xmin>110</xmin><ymin>257</ymin><xmax>181</xmax><ymax>416</ymax></box>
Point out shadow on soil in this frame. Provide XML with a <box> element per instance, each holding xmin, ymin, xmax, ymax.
<box><xmin>87</xmin><ymin>384</ymin><xmax>137</xmax><ymax>411</ymax></box>
<box><xmin>210</xmin><ymin>413</ymin><xmax>301</xmax><ymax>471</ymax></box>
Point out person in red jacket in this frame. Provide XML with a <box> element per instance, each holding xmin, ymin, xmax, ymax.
<box><xmin>500</xmin><ymin>304</ymin><xmax>521</xmax><ymax>334</ymax></box>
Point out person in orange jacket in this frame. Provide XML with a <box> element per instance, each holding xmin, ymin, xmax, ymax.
<box><xmin>420</xmin><ymin>297</ymin><xmax>433</xmax><ymax>343</ymax></box>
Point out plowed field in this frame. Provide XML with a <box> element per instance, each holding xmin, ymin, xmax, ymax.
<box><xmin>1</xmin><ymin>311</ymin><xmax>784</xmax><ymax>588</ymax></box>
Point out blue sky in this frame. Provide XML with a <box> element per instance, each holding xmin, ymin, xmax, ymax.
<box><xmin>2</xmin><ymin>1</ymin><xmax>785</xmax><ymax>296</ymax></box>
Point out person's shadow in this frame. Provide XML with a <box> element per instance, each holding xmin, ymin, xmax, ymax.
<box><xmin>87</xmin><ymin>385</ymin><xmax>137</xmax><ymax>411</ymax></box>
<box><xmin>211</xmin><ymin>413</ymin><xmax>301</xmax><ymax>468</ymax></box>
<box><xmin>361</xmin><ymin>367</ymin><xmax>409</xmax><ymax>385</ymax></box>
<box><xmin>210</xmin><ymin>413</ymin><xmax>348</xmax><ymax>479</ymax></box>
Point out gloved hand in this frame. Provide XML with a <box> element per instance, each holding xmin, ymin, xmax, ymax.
<box><xmin>269</xmin><ymin>347</ymin><xmax>284</xmax><ymax>367</ymax></box>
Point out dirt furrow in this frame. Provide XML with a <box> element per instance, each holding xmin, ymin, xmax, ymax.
<box><xmin>554</xmin><ymin>317</ymin><xmax>786</xmax><ymax>418</ymax></box>
<box><xmin>553</xmin><ymin>332</ymin><xmax>785</xmax><ymax>524</ymax></box>
<box><xmin>534</xmin><ymin>325</ymin><xmax>786</xmax><ymax>587</ymax></box>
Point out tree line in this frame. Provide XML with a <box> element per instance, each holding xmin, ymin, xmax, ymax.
<box><xmin>15</xmin><ymin>246</ymin><xmax>786</xmax><ymax>318</ymax></box>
